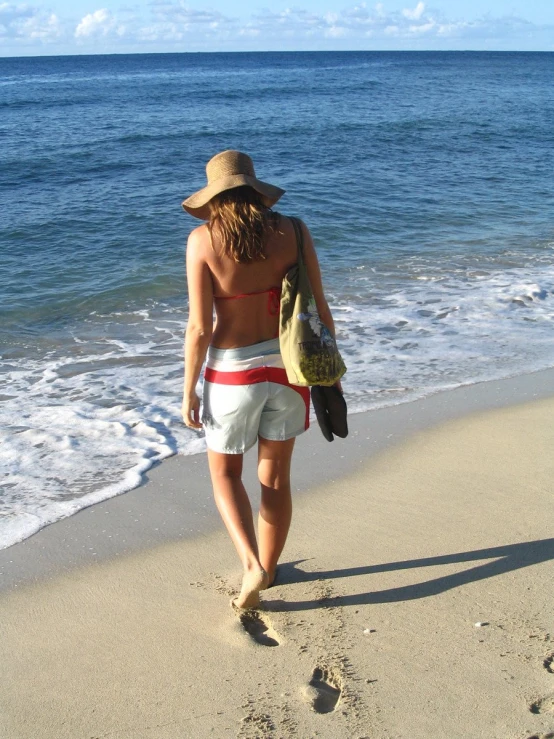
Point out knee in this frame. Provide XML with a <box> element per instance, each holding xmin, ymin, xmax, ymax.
<box><xmin>259</xmin><ymin>474</ymin><xmax>277</xmax><ymax>492</ymax></box>
<box><xmin>258</xmin><ymin>467</ymin><xmax>289</xmax><ymax>492</ymax></box>
<box><xmin>212</xmin><ymin>467</ymin><xmax>242</xmax><ymax>484</ymax></box>
<box><xmin>208</xmin><ymin>455</ymin><xmax>243</xmax><ymax>483</ymax></box>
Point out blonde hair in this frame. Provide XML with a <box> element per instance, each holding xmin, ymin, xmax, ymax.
<box><xmin>208</xmin><ymin>186</ymin><xmax>280</xmax><ymax>264</ymax></box>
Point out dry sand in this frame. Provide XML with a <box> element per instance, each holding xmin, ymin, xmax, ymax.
<box><xmin>1</xmin><ymin>393</ymin><xmax>554</xmax><ymax>738</ymax></box>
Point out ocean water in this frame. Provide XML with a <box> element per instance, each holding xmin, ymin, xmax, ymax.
<box><xmin>1</xmin><ymin>51</ymin><xmax>554</xmax><ymax>549</ymax></box>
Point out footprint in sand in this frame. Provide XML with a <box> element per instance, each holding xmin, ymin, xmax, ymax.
<box><xmin>239</xmin><ymin>610</ymin><xmax>281</xmax><ymax>648</ymax></box>
<box><xmin>543</xmin><ymin>654</ymin><xmax>554</xmax><ymax>674</ymax></box>
<box><xmin>525</xmin><ymin>734</ymin><xmax>554</xmax><ymax>739</ymax></box>
<box><xmin>302</xmin><ymin>666</ymin><xmax>342</xmax><ymax>714</ymax></box>
<box><xmin>529</xmin><ymin>693</ymin><xmax>554</xmax><ymax>715</ymax></box>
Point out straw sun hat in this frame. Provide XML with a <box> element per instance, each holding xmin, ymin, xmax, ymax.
<box><xmin>182</xmin><ymin>150</ymin><xmax>285</xmax><ymax>220</ymax></box>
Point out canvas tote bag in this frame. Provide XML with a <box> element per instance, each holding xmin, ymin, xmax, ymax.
<box><xmin>279</xmin><ymin>217</ymin><xmax>347</xmax><ymax>387</ymax></box>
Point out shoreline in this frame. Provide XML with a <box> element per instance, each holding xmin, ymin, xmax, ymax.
<box><xmin>1</xmin><ymin>377</ymin><xmax>553</xmax><ymax>737</ymax></box>
<box><xmin>1</xmin><ymin>365</ymin><xmax>554</xmax><ymax>592</ymax></box>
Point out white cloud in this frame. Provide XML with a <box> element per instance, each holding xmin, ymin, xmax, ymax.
<box><xmin>1</xmin><ymin>0</ymin><xmax>553</xmax><ymax>53</ymax></box>
<box><xmin>244</xmin><ymin>7</ymin><xmax>327</xmax><ymax>40</ymax></box>
<box><xmin>133</xmin><ymin>0</ymin><xmax>236</xmax><ymax>42</ymax></box>
<box><xmin>149</xmin><ymin>1</ymin><xmax>233</xmax><ymax>27</ymax></box>
<box><xmin>229</xmin><ymin>4</ymin><xmax>553</xmax><ymax>48</ymax></box>
<box><xmin>238</xmin><ymin>26</ymin><xmax>259</xmax><ymax>37</ymax></box>
<box><xmin>25</xmin><ymin>11</ymin><xmax>62</xmax><ymax>38</ymax></box>
<box><xmin>326</xmin><ymin>25</ymin><xmax>347</xmax><ymax>37</ymax></box>
<box><xmin>342</xmin><ymin>5</ymin><xmax>373</xmax><ymax>23</ymax></box>
<box><xmin>402</xmin><ymin>2</ymin><xmax>425</xmax><ymax>21</ymax></box>
<box><xmin>0</xmin><ymin>2</ymin><xmax>64</xmax><ymax>43</ymax></box>
<box><xmin>409</xmin><ymin>20</ymin><xmax>435</xmax><ymax>34</ymax></box>
<box><xmin>75</xmin><ymin>8</ymin><xmax>115</xmax><ymax>37</ymax></box>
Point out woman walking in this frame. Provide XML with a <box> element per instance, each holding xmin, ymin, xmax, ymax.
<box><xmin>181</xmin><ymin>150</ymin><xmax>337</xmax><ymax>609</ymax></box>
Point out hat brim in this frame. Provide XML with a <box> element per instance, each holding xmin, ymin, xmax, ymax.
<box><xmin>311</xmin><ymin>386</ymin><xmax>348</xmax><ymax>442</ymax></box>
<box><xmin>182</xmin><ymin>175</ymin><xmax>285</xmax><ymax>220</ymax></box>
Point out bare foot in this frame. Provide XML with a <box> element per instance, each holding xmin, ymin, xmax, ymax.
<box><xmin>261</xmin><ymin>566</ymin><xmax>278</xmax><ymax>590</ymax></box>
<box><xmin>232</xmin><ymin>569</ymin><xmax>269</xmax><ymax>610</ymax></box>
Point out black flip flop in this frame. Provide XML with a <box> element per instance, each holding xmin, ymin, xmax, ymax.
<box><xmin>310</xmin><ymin>385</ymin><xmax>348</xmax><ymax>442</ymax></box>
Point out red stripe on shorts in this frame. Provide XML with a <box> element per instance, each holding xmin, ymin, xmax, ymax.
<box><xmin>204</xmin><ymin>366</ymin><xmax>310</xmax><ymax>430</ymax></box>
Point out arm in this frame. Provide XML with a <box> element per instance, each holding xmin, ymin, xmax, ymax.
<box><xmin>299</xmin><ymin>219</ymin><xmax>343</xmax><ymax>392</ymax></box>
<box><xmin>298</xmin><ymin>219</ymin><xmax>336</xmax><ymax>338</ymax></box>
<box><xmin>182</xmin><ymin>227</ymin><xmax>214</xmax><ymax>429</ymax></box>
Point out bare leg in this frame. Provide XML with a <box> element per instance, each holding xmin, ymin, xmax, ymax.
<box><xmin>257</xmin><ymin>437</ymin><xmax>295</xmax><ymax>586</ymax></box>
<box><xmin>207</xmin><ymin>449</ymin><xmax>267</xmax><ymax>609</ymax></box>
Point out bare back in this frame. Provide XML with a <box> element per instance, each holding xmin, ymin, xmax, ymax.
<box><xmin>202</xmin><ymin>214</ymin><xmax>298</xmax><ymax>348</ymax></box>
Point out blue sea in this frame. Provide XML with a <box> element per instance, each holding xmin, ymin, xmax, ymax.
<box><xmin>1</xmin><ymin>51</ymin><xmax>554</xmax><ymax>549</ymax></box>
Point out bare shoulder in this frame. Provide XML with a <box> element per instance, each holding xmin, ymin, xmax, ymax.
<box><xmin>275</xmin><ymin>214</ymin><xmax>312</xmax><ymax>241</ymax></box>
<box><xmin>286</xmin><ymin>216</ymin><xmax>316</xmax><ymax>257</ymax></box>
<box><xmin>297</xmin><ymin>217</ymin><xmax>313</xmax><ymax>238</ymax></box>
<box><xmin>186</xmin><ymin>223</ymin><xmax>211</xmax><ymax>257</ymax></box>
<box><xmin>272</xmin><ymin>212</ymin><xmax>292</xmax><ymax>233</ymax></box>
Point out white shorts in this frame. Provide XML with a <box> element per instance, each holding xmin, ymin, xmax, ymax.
<box><xmin>202</xmin><ymin>338</ymin><xmax>310</xmax><ymax>454</ymax></box>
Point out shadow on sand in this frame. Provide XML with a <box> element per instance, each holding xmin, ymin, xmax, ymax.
<box><xmin>268</xmin><ymin>538</ymin><xmax>554</xmax><ymax>612</ymax></box>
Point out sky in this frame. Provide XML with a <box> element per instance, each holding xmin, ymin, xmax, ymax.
<box><xmin>1</xmin><ymin>0</ymin><xmax>553</xmax><ymax>56</ymax></box>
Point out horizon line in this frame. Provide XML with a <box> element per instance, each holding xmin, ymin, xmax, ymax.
<box><xmin>2</xmin><ymin>48</ymin><xmax>554</xmax><ymax>60</ymax></box>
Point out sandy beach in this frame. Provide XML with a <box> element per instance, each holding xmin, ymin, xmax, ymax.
<box><xmin>1</xmin><ymin>372</ymin><xmax>554</xmax><ymax>739</ymax></box>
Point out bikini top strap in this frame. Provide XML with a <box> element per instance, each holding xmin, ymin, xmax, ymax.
<box><xmin>215</xmin><ymin>286</ymin><xmax>280</xmax><ymax>301</ymax></box>
<box><xmin>289</xmin><ymin>216</ymin><xmax>305</xmax><ymax>265</ymax></box>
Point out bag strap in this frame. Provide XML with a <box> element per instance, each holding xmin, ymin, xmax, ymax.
<box><xmin>289</xmin><ymin>216</ymin><xmax>305</xmax><ymax>265</ymax></box>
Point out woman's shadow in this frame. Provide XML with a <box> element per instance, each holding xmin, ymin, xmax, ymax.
<box><xmin>269</xmin><ymin>538</ymin><xmax>554</xmax><ymax>611</ymax></box>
